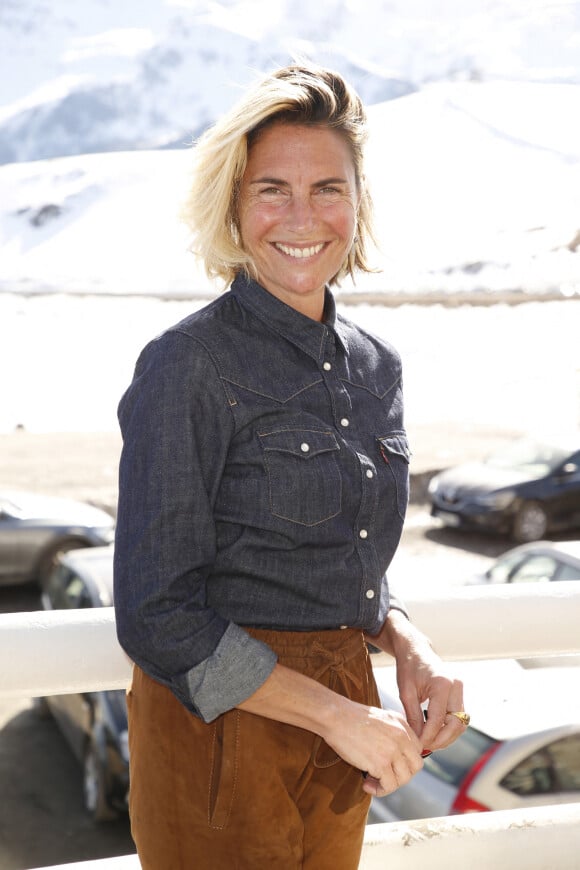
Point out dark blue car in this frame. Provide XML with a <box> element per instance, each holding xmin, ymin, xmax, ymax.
<box><xmin>429</xmin><ymin>434</ymin><xmax>580</xmax><ymax>542</ymax></box>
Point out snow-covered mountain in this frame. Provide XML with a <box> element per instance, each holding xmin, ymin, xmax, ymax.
<box><xmin>1</xmin><ymin>79</ymin><xmax>578</xmax><ymax>299</ymax></box>
<box><xmin>1</xmin><ymin>0</ymin><xmax>580</xmax><ymax>165</ymax></box>
<box><xmin>0</xmin><ymin>1</ymin><xmax>578</xmax><ymax>298</ymax></box>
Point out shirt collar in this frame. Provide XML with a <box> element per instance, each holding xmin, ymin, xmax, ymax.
<box><xmin>230</xmin><ymin>273</ymin><xmax>349</xmax><ymax>360</ymax></box>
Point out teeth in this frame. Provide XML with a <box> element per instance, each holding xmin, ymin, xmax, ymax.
<box><xmin>275</xmin><ymin>243</ymin><xmax>324</xmax><ymax>259</ymax></box>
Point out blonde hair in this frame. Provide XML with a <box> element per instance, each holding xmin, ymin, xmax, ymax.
<box><xmin>181</xmin><ymin>61</ymin><xmax>378</xmax><ymax>287</ymax></box>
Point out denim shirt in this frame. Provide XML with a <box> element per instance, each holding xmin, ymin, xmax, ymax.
<box><xmin>114</xmin><ymin>274</ymin><xmax>411</xmax><ymax>723</ymax></box>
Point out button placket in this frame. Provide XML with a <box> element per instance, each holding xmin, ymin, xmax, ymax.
<box><xmin>320</xmin><ymin>331</ymin><xmax>352</xmax><ymax>432</ymax></box>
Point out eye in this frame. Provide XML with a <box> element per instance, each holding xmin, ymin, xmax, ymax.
<box><xmin>315</xmin><ymin>186</ymin><xmax>345</xmax><ymax>205</ymax></box>
<box><xmin>255</xmin><ymin>186</ymin><xmax>288</xmax><ymax>204</ymax></box>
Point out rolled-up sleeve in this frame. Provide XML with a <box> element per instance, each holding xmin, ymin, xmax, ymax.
<box><xmin>113</xmin><ymin>329</ymin><xmax>277</xmax><ymax>722</ymax></box>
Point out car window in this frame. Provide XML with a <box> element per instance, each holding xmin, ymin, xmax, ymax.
<box><xmin>487</xmin><ymin>551</ymin><xmax>527</xmax><ymax>584</ymax></box>
<box><xmin>46</xmin><ymin>566</ymin><xmax>93</xmax><ymax>609</ymax></box>
<box><xmin>556</xmin><ymin>562</ymin><xmax>580</xmax><ymax>581</ymax></box>
<box><xmin>422</xmin><ymin>728</ymin><xmax>497</xmax><ymax>786</ymax></box>
<box><xmin>45</xmin><ymin>564</ymin><xmax>75</xmax><ymax>609</ymax></box>
<box><xmin>501</xmin><ymin>733</ymin><xmax>580</xmax><ymax>795</ymax></box>
<box><xmin>509</xmin><ymin>555</ymin><xmax>558</xmax><ymax>583</ymax></box>
<box><xmin>63</xmin><ymin>575</ymin><xmax>93</xmax><ymax>608</ymax></box>
<box><xmin>486</xmin><ymin>440</ymin><xmax>571</xmax><ymax>477</ymax></box>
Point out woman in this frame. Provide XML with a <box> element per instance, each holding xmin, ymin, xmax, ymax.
<box><xmin>114</xmin><ymin>62</ymin><xmax>467</xmax><ymax>869</ymax></box>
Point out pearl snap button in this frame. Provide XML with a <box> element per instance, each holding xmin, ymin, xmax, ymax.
<box><xmin>366</xmin><ymin>589</ymin><xmax>375</xmax><ymax>599</ymax></box>
<box><xmin>359</xmin><ymin>529</ymin><xmax>368</xmax><ymax>539</ymax></box>
<box><xmin>323</xmin><ymin>362</ymin><xmax>332</xmax><ymax>371</ymax></box>
<box><xmin>300</xmin><ymin>443</ymin><xmax>310</xmax><ymax>453</ymax></box>
<box><xmin>366</xmin><ymin>470</ymin><xmax>373</xmax><ymax>478</ymax></box>
<box><xmin>340</xmin><ymin>418</ymin><xmax>350</xmax><ymax>427</ymax></box>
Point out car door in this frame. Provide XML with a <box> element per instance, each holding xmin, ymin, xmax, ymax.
<box><xmin>548</xmin><ymin>451</ymin><xmax>580</xmax><ymax>529</ymax></box>
<box><xmin>499</xmin><ymin>732</ymin><xmax>580</xmax><ymax>807</ymax></box>
<box><xmin>45</xmin><ymin>566</ymin><xmax>94</xmax><ymax>761</ymax></box>
<box><xmin>0</xmin><ymin>498</ymin><xmax>42</xmax><ymax>583</ymax></box>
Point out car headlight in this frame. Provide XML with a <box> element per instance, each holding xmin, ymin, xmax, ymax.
<box><xmin>427</xmin><ymin>476</ymin><xmax>440</xmax><ymax>495</ymax></box>
<box><xmin>475</xmin><ymin>489</ymin><xmax>515</xmax><ymax>509</ymax></box>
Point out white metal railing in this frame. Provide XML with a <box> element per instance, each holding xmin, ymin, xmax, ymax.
<box><xmin>1</xmin><ymin>582</ymin><xmax>580</xmax><ymax>869</ymax></box>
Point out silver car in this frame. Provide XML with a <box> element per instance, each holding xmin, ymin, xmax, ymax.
<box><xmin>464</xmin><ymin>540</ymin><xmax>580</xmax><ymax>669</ymax></box>
<box><xmin>39</xmin><ymin>546</ymin><xmax>129</xmax><ymax>821</ymax></box>
<box><xmin>0</xmin><ymin>490</ymin><xmax>115</xmax><ymax>588</ymax></box>
<box><xmin>368</xmin><ymin>660</ymin><xmax>580</xmax><ymax>823</ymax></box>
<box><xmin>466</xmin><ymin>540</ymin><xmax>580</xmax><ymax>586</ymax></box>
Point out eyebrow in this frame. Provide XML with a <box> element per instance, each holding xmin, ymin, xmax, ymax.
<box><xmin>249</xmin><ymin>176</ymin><xmax>349</xmax><ymax>187</ymax></box>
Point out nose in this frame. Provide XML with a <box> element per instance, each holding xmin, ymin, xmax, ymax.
<box><xmin>285</xmin><ymin>193</ymin><xmax>316</xmax><ymax>233</ymax></box>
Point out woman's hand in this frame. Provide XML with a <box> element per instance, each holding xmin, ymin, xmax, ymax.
<box><xmin>321</xmin><ymin>699</ymin><xmax>425</xmax><ymax>797</ymax></box>
<box><xmin>365</xmin><ymin>610</ymin><xmax>466</xmax><ymax>755</ymax></box>
<box><xmin>238</xmin><ymin>660</ymin><xmax>425</xmax><ymax>798</ymax></box>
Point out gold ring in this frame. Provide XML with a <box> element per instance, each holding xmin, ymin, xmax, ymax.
<box><xmin>448</xmin><ymin>711</ymin><xmax>470</xmax><ymax>727</ymax></box>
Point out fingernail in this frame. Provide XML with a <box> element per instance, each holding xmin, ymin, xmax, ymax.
<box><xmin>421</xmin><ymin>750</ymin><xmax>432</xmax><ymax>758</ymax></box>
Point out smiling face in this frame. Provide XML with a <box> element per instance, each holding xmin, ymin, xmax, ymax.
<box><xmin>238</xmin><ymin>123</ymin><xmax>360</xmax><ymax>320</ymax></box>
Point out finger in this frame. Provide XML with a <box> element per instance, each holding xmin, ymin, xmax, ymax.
<box><xmin>420</xmin><ymin>678</ymin><xmax>465</xmax><ymax>749</ymax></box>
<box><xmin>361</xmin><ymin>773</ymin><xmax>386</xmax><ymax>796</ymax></box>
<box><xmin>429</xmin><ymin>681</ymin><xmax>467</xmax><ymax>750</ymax></box>
<box><xmin>362</xmin><ymin>756</ymin><xmax>419</xmax><ymax>797</ymax></box>
<box><xmin>362</xmin><ymin>769</ymin><xmax>400</xmax><ymax>796</ymax></box>
<box><xmin>402</xmin><ymin>699</ymin><xmax>425</xmax><ymax>738</ymax></box>
<box><xmin>419</xmin><ymin>703</ymin><xmax>447</xmax><ymax>749</ymax></box>
<box><xmin>432</xmin><ymin>710</ymin><xmax>470</xmax><ymax>750</ymax></box>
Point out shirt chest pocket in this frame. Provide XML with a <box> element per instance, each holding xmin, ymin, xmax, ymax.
<box><xmin>377</xmin><ymin>433</ymin><xmax>411</xmax><ymax>520</ymax></box>
<box><xmin>258</xmin><ymin>429</ymin><xmax>342</xmax><ymax>526</ymax></box>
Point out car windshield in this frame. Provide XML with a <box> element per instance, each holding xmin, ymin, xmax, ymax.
<box><xmin>422</xmin><ymin>728</ymin><xmax>497</xmax><ymax>786</ymax></box>
<box><xmin>485</xmin><ymin>439</ymin><xmax>572</xmax><ymax>477</ymax></box>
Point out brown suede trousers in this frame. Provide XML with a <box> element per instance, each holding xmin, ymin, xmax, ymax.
<box><xmin>127</xmin><ymin>627</ymin><xmax>380</xmax><ymax>869</ymax></box>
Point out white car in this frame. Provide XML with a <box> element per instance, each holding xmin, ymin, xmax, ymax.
<box><xmin>466</xmin><ymin>540</ymin><xmax>580</xmax><ymax>586</ymax></box>
<box><xmin>368</xmin><ymin>660</ymin><xmax>580</xmax><ymax>824</ymax></box>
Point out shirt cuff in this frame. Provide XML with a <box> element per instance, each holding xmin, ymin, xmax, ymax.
<box><xmin>183</xmin><ymin>622</ymin><xmax>278</xmax><ymax>723</ymax></box>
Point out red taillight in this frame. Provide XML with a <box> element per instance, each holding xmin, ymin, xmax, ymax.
<box><xmin>450</xmin><ymin>741</ymin><xmax>503</xmax><ymax>815</ymax></box>
<box><xmin>452</xmin><ymin>794</ymin><xmax>491</xmax><ymax>813</ymax></box>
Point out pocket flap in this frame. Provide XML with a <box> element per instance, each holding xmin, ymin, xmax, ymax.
<box><xmin>259</xmin><ymin>428</ymin><xmax>340</xmax><ymax>460</ymax></box>
<box><xmin>378</xmin><ymin>433</ymin><xmax>411</xmax><ymax>463</ymax></box>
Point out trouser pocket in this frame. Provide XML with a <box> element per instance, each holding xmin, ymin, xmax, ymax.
<box><xmin>208</xmin><ymin>709</ymin><xmax>240</xmax><ymax>829</ymax></box>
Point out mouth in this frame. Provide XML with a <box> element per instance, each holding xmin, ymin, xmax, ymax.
<box><xmin>273</xmin><ymin>242</ymin><xmax>326</xmax><ymax>259</ymax></box>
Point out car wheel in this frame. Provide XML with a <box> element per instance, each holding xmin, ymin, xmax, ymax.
<box><xmin>513</xmin><ymin>501</ymin><xmax>548</xmax><ymax>543</ymax></box>
<box><xmin>83</xmin><ymin>739</ymin><xmax>118</xmax><ymax>822</ymax></box>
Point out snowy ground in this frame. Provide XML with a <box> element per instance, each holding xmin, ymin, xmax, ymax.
<box><xmin>1</xmin><ymin>80</ymin><xmax>579</xmax><ymax>301</ymax></box>
<box><xmin>1</xmin><ymin>292</ymin><xmax>579</xmax><ymax>437</ymax></box>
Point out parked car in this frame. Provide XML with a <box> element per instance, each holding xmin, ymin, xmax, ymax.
<box><xmin>0</xmin><ymin>489</ymin><xmax>115</xmax><ymax>588</ymax></box>
<box><xmin>428</xmin><ymin>434</ymin><xmax>580</xmax><ymax>542</ymax></box>
<box><xmin>368</xmin><ymin>660</ymin><xmax>580</xmax><ymax>824</ymax></box>
<box><xmin>37</xmin><ymin>546</ymin><xmax>128</xmax><ymax>821</ymax></box>
<box><xmin>465</xmin><ymin>540</ymin><xmax>580</xmax><ymax>669</ymax></box>
<box><xmin>466</xmin><ymin>540</ymin><xmax>580</xmax><ymax>586</ymax></box>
